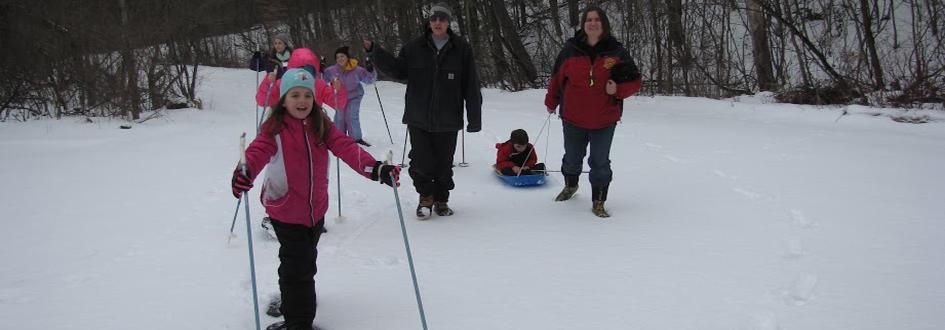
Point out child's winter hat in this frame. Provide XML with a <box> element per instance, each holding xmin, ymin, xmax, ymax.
<box><xmin>334</xmin><ymin>46</ymin><xmax>350</xmax><ymax>58</ymax></box>
<box><xmin>510</xmin><ymin>129</ymin><xmax>528</xmax><ymax>145</ymax></box>
<box><xmin>280</xmin><ymin>68</ymin><xmax>315</xmax><ymax>99</ymax></box>
<box><xmin>430</xmin><ymin>2</ymin><xmax>452</xmax><ymax>21</ymax></box>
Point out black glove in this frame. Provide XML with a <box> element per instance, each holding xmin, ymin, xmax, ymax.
<box><xmin>466</xmin><ymin>124</ymin><xmax>481</xmax><ymax>133</ymax></box>
<box><xmin>610</xmin><ymin>61</ymin><xmax>640</xmax><ymax>84</ymax></box>
<box><xmin>370</xmin><ymin>161</ymin><xmax>400</xmax><ymax>187</ymax></box>
<box><xmin>250</xmin><ymin>52</ymin><xmax>264</xmax><ymax>71</ymax></box>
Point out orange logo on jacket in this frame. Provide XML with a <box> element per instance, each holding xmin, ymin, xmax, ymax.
<box><xmin>603</xmin><ymin>57</ymin><xmax>617</xmax><ymax>69</ymax></box>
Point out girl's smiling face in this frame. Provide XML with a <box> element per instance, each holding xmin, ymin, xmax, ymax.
<box><xmin>283</xmin><ymin>87</ymin><xmax>314</xmax><ymax>120</ymax></box>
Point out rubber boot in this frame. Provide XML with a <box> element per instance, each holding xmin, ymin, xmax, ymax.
<box><xmin>555</xmin><ymin>175</ymin><xmax>579</xmax><ymax>201</ymax></box>
<box><xmin>591</xmin><ymin>184</ymin><xmax>610</xmax><ymax>218</ymax></box>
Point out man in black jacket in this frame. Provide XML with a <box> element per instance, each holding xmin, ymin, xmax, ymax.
<box><xmin>364</xmin><ymin>2</ymin><xmax>482</xmax><ymax>219</ymax></box>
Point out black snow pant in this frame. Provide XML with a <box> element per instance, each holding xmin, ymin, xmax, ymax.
<box><xmin>408</xmin><ymin>126</ymin><xmax>458</xmax><ymax>202</ymax></box>
<box><xmin>271</xmin><ymin>218</ymin><xmax>325</xmax><ymax>328</ymax></box>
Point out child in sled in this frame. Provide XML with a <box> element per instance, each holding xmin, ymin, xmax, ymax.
<box><xmin>495</xmin><ymin>129</ymin><xmax>546</xmax><ymax>176</ymax></box>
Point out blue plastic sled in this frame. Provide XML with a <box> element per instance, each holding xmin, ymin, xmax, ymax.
<box><xmin>493</xmin><ymin>166</ymin><xmax>547</xmax><ymax>187</ymax></box>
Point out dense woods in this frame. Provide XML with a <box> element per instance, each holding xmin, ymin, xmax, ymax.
<box><xmin>1</xmin><ymin>0</ymin><xmax>942</xmax><ymax>121</ymax></box>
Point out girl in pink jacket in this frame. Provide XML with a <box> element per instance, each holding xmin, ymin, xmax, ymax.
<box><xmin>232</xmin><ymin>68</ymin><xmax>399</xmax><ymax>330</ymax></box>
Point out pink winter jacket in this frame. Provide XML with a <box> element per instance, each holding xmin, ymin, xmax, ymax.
<box><xmin>244</xmin><ymin>115</ymin><xmax>377</xmax><ymax>227</ymax></box>
<box><xmin>255</xmin><ymin>48</ymin><xmax>348</xmax><ymax>111</ymax></box>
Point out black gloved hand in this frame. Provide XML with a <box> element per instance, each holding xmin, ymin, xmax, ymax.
<box><xmin>370</xmin><ymin>161</ymin><xmax>400</xmax><ymax>187</ymax></box>
<box><xmin>250</xmin><ymin>51</ymin><xmax>264</xmax><ymax>71</ymax></box>
<box><xmin>610</xmin><ymin>61</ymin><xmax>640</xmax><ymax>84</ymax></box>
<box><xmin>466</xmin><ymin>124</ymin><xmax>481</xmax><ymax>133</ymax></box>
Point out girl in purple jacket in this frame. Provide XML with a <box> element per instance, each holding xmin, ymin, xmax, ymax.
<box><xmin>323</xmin><ymin>46</ymin><xmax>377</xmax><ymax>147</ymax></box>
<box><xmin>231</xmin><ymin>68</ymin><xmax>399</xmax><ymax>330</ymax></box>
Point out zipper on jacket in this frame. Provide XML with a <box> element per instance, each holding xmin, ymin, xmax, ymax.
<box><xmin>302</xmin><ymin>119</ymin><xmax>316</xmax><ymax>227</ymax></box>
<box><xmin>429</xmin><ymin>43</ymin><xmax>442</xmax><ymax>130</ymax></box>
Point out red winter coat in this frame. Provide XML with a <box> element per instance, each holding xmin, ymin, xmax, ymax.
<box><xmin>495</xmin><ymin>141</ymin><xmax>538</xmax><ymax>172</ymax></box>
<box><xmin>256</xmin><ymin>48</ymin><xmax>348</xmax><ymax>111</ymax></box>
<box><xmin>244</xmin><ymin>115</ymin><xmax>377</xmax><ymax>227</ymax></box>
<box><xmin>545</xmin><ymin>35</ymin><xmax>642</xmax><ymax>129</ymax></box>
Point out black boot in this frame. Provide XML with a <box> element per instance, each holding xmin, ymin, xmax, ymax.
<box><xmin>555</xmin><ymin>175</ymin><xmax>579</xmax><ymax>201</ymax></box>
<box><xmin>591</xmin><ymin>184</ymin><xmax>610</xmax><ymax>218</ymax></box>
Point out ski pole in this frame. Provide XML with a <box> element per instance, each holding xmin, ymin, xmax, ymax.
<box><xmin>385</xmin><ymin>151</ymin><xmax>428</xmax><ymax>330</ymax></box>
<box><xmin>533</xmin><ymin>169</ymin><xmax>589</xmax><ymax>174</ymax></box>
<box><xmin>239</xmin><ymin>133</ymin><xmax>262</xmax><ymax>330</ymax></box>
<box><xmin>336</xmin><ymin>156</ymin><xmax>343</xmax><ymax>220</ymax></box>
<box><xmin>254</xmin><ymin>49</ymin><xmax>260</xmax><ymax>131</ymax></box>
<box><xmin>517</xmin><ymin>112</ymin><xmax>553</xmax><ymax>177</ymax></box>
<box><xmin>226</xmin><ymin>196</ymin><xmax>242</xmax><ymax>245</ymax></box>
<box><xmin>371</xmin><ymin>77</ymin><xmax>394</xmax><ymax>144</ymax></box>
<box><xmin>400</xmin><ymin>129</ymin><xmax>409</xmax><ymax>168</ymax></box>
<box><xmin>333</xmin><ymin>84</ymin><xmax>345</xmax><ymax>222</ymax></box>
<box><xmin>457</xmin><ymin>128</ymin><xmax>468</xmax><ymax>167</ymax></box>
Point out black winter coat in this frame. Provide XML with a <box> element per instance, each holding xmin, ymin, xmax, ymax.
<box><xmin>370</xmin><ymin>29</ymin><xmax>482</xmax><ymax>133</ymax></box>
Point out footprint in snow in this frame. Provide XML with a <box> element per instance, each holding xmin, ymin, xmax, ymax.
<box><xmin>788</xmin><ymin>209</ymin><xmax>817</xmax><ymax>228</ymax></box>
<box><xmin>784</xmin><ymin>239</ymin><xmax>807</xmax><ymax>259</ymax></box>
<box><xmin>782</xmin><ymin>273</ymin><xmax>818</xmax><ymax>306</ymax></box>
<box><xmin>732</xmin><ymin>187</ymin><xmax>773</xmax><ymax>201</ymax></box>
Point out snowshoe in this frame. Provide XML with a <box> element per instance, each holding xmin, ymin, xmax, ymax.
<box><xmin>261</xmin><ymin>217</ymin><xmax>278</xmax><ymax>240</ymax></box>
<box><xmin>266</xmin><ymin>321</ymin><xmax>316</xmax><ymax>330</ymax></box>
<box><xmin>592</xmin><ymin>200</ymin><xmax>610</xmax><ymax>218</ymax></box>
<box><xmin>554</xmin><ymin>186</ymin><xmax>578</xmax><ymax>201</ymax></box>
<box><xmin>434</xmin><ymin>202</ymin><xmax>454</xmax><ymax>216</ymax></box>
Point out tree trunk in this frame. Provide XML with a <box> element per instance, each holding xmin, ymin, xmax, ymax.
<box><xmin>667</xmin><ymin>0</ymin><xmax>691</xmax><ymax>95</ymax></box>
<box><xmin>489</xmin><ymin>0</ymin><xmax>538</xmax><ymax>87</ymax></box>
<box><xmin>858</xmin><ymin>0</ymin><xmax>884</xmax><ymax>90</ymax></box>
<box><xmin>118</xmin><ymin>0</ymin><xmax>141</xmax><ymax>120</ymax></box>
<box><xmin>748</xmin><ymin>0</ymin><xmax>776</xmax><ymax>91</ymax></box>
<box><xmin>567</xmin><ymin>0</ymin><xmax>579</xmax><ymax>31</ymax></box>
<box><xmin>549</xmin><ymin>0</ymin><xmax>563</xmax><ymax>38</ymax></box>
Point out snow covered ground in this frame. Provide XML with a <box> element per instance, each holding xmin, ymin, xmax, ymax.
<box><xmin>1</xmin><ymin>67</ymin><xmax>943</xmax><ymax>330</ymax></box>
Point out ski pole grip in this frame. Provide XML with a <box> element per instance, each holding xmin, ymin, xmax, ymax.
<box><xmin>239</xmin><ymin>133</ymin><xmax>248</xmax><ymax>175</ymax></box>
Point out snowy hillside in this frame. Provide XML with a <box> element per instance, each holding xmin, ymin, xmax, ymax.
<box><xmin>1</xmin><ymin>67</ymin><xmax>943</xmax><ymax>330</ymax></box>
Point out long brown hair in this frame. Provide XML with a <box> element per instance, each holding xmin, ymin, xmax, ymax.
<box><xmin>579</xmin><ymin>5</ymin><xmax>612</xmax><ymax>42</ymax></box>
<box><xmin>261</xmin><ymin>94</ymin><xmax>330</xmax><ymax>144</ymax></box>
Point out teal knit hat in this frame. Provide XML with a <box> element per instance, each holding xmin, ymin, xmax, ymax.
<box><xmin>280</xmin><ymin>68</ymin><xmax>315</xmax><ymax>99</ymax></box>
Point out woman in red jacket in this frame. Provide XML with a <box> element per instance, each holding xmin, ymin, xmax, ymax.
<box><xmin>544</xmin><ymin>6</ymin><xmax>642</xmax><ymax>218</ymax></box>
